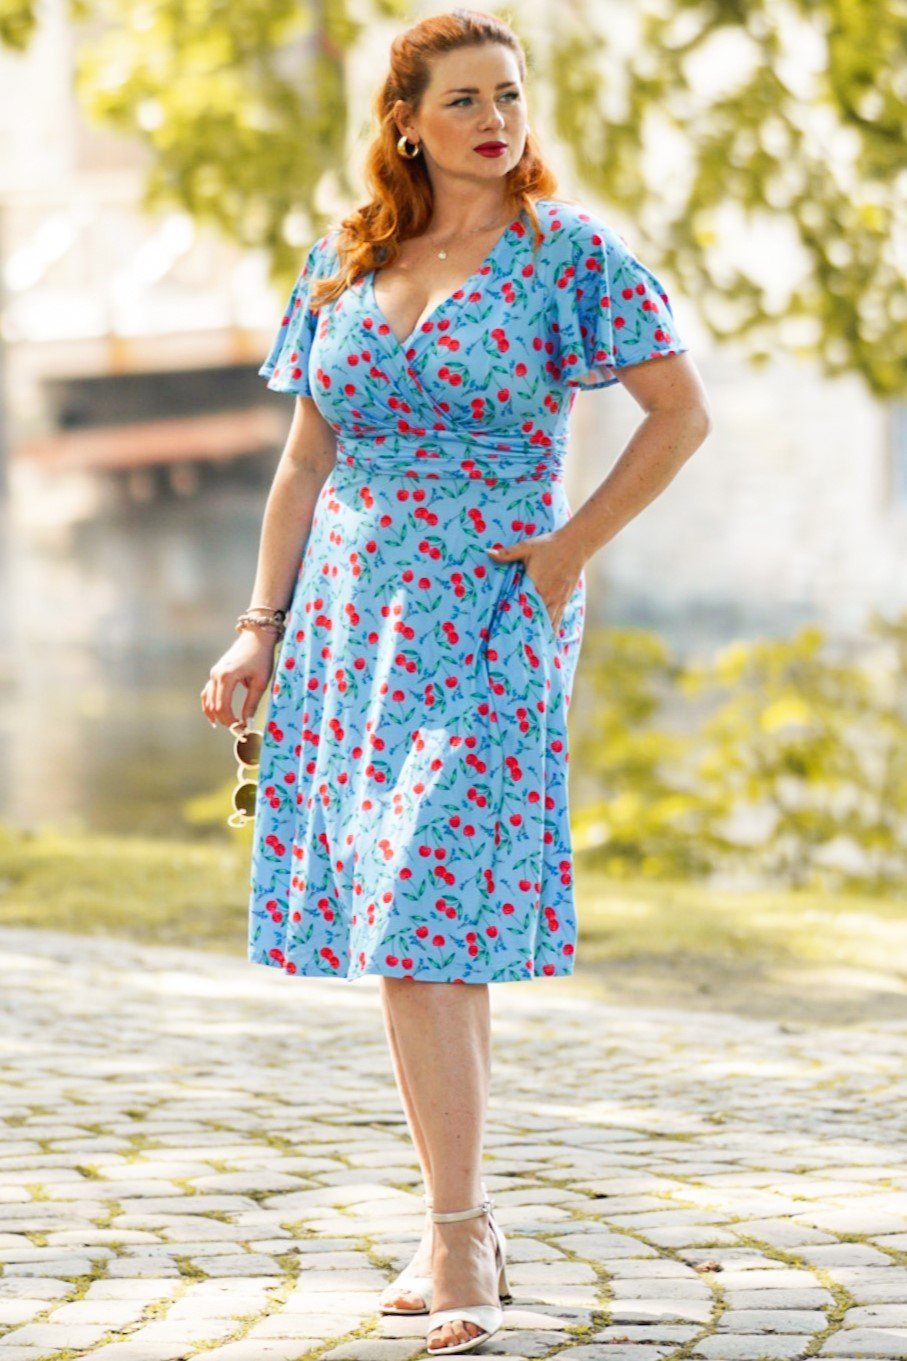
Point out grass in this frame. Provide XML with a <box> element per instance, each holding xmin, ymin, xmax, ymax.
<box><xmin>568</xmin><ymin>871</ymin><xmax>907</xmax><ymax>1026</ymax></box>
<box><xmin>0</xmin><ymin>820</ymin><xmax>251</xmax><ymax>951</ymax></box>
<box><xmin>576</xmin><ymin>871</ymin><xmax>907</xmax><ymax>973</ymax></box>
<box><xmin>1</xmin><ymin>820</ymin><xmax>905</xmax><ymax>1026</ymax></box>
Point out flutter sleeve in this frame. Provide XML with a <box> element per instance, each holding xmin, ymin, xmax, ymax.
<box><xmin>258</xmin><ymin>234</ymin><xmax>330</xmax><ymax>396</ymax></box>
<box><xmin>553</xmin><ymin>215</ymin><xmax>687</xmax><ymax>390</ymax></box>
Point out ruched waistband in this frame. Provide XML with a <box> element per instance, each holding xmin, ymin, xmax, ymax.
<box><xmin>334</xmin><ymin>432</ymin><xmax>568</xmax><ymax>482</ymax></box>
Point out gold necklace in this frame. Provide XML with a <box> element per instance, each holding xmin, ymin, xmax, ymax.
<box><xmin>426</xmin><ymin>215</ymin><xmax>513</xmax><ymax>260</ymax></box>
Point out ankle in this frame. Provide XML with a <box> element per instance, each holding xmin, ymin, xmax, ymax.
<box><xmin>431</xmin><ymin>1213</ymin><xmax>492</xmax><ymax>1253</ymax></box>
<box><xmin>424</xmin><ymin>1180</ymin><xmax>489</xmax><ymax>1214</ymax></box>
<box><xmin>431</xmin><ymin>1191</ymin><xmax>489</xmax><ymax>1215</ymax></box>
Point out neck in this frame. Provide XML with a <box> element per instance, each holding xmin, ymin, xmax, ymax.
<box><xmin>425</xmin><ymin>191</ymin><xmax>515</xmax><ymax>237</ymax></box>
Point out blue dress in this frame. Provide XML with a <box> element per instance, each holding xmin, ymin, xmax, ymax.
<box><xmin>248</xmin><ymin>197</ymin><xmax>686</xmax><ymax>984</ymax></box>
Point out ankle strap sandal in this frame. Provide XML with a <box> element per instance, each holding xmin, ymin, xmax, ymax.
<box><xmin>425</xmin><ymin>1196</ymin><xmax>510</xmax><ymax>1355</ymax></box>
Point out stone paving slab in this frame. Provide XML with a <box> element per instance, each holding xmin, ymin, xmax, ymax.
<box><xmin>1</xmin><ymin>925</ymin><xmax>907</xmax><ymax>1360</ymax></box>
<box><xmin>692</xmin><ymin>1338</ymin><xmax>807</xmax><ymax>1359</ymax></box>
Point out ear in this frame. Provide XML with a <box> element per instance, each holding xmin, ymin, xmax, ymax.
<box><xmin>392</xmin><ymin>97</ymin><xmax>414</xmax><ymax>136</ymax></box>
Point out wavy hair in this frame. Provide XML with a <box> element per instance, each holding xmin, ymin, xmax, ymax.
<box><xmin>309</xmin><ymin>7</ymin><xmax>567</xmax><ymax>311</ymax></box>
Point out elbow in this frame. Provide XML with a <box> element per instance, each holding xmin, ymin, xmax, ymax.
<box><xmin>658</xmin><ymin>402</ymin><xmax>711</xmax><ymax>466</ymax></box>
<box><xmin>686</xmin><ymin>402</ymin><xmax>713</xmax><ymax>455</ymax></box>
<box><xmin>691</xmin><ymin>397</ymin><xmax>713</xmax><ymax>435</ymax></box>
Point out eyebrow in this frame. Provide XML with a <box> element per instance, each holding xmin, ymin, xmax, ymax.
<box><xmin>442</xmin><ymin>81</ymin><xmax>518</xmax><ymax>94</ymax></box>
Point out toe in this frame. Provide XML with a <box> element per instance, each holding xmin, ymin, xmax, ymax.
<box><xmin>393</xmin><ymin>1290</ymin><xmax>424</xmax><ymax>1309</ymax></box>
<box><xmin>428</xmin><ymin>1320</ymin><xmax>481</xmax><ymax>1349</ymax></box>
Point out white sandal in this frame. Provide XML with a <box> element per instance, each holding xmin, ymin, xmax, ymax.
<box><xmin>379</xmin><ymin>1182</ymin><xmax>495</xmax><ymax>1316</ymax></box>
<box><xmin>425</xmin><ymin>1195</ymin><xmax>510</xmax><ymax>1355</ymax></box>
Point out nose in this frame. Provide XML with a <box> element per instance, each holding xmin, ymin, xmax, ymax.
<box><xmin>478</xmin><ymin>104</ymin><xmax>507</xmax><ymax>129</ymax></box>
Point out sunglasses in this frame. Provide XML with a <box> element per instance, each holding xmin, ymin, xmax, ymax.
<box><xmin>227</xmin><ymin>720</ymin><xmax>263</xmax><ymax>828</ymax></box>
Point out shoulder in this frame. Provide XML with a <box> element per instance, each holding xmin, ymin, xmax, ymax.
<box><xmin>532</xmin><ymin>199</ymin><xmax>640</xmax><ymax>269</ymax></box>
<box><xmin>302</xmin><ymin>224</ymin><xmax>344</xmax><ymax>278</ymax></box>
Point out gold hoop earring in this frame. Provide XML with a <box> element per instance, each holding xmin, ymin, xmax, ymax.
<box><xmin>397</xmin><ymin>133</ymin><xmax>422</xmax><ymax>159</ymax></box>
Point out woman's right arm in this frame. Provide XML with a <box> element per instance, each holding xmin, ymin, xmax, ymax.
<box><xmin>200</xmin><ymin>396</ymin><xmax>337</xmax><ymax>729</ymax></box>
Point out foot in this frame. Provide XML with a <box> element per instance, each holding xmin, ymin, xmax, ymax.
<box><xmin>427</xmin><ymin>1207</ymin><xmax>500</xmax><ymax>1351</ymax></box>
<box><xmin>383</xmin><ymin>1206</ymin><xmax>433</xmax><ymax>1310</ymax></box>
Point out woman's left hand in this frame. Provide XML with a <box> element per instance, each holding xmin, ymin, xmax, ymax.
<box><xmin>487</xmin><ymin>531</ymin><xmax>586</xmax><ymax>636</ymax></box>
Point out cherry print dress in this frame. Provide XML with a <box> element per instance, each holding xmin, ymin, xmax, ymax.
<box><xmin>248</xmin><ymin>197</ymin><xmax>687</xmax><ymax>984</ymax></box>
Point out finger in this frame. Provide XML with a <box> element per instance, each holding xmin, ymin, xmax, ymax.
<box><xmin>212</xmin><ymin>672</ymin><xmax>230</xmax><ymax>726</ymax></box>
<box><xmin>219</xmin><ymin>675</ymin><xmax>239</xmax><ymax>729</ymax></box>
<box><xmin>207</xmin><ymin>674</ymin><xmax>220</xmax><ymax>724</ymax></box>
<box><xmin>215</xmin><ymin>675</ymin><xmax>237</xmax><ymax>727</ymax></box>
<box><xmin>200</xmin><ymin>680</ymin><xmax>218</xmax><ymax>727</ymax></box>
<box><xmin>241</xmin><ymin>682</ymin><xmax>261</xmax><ymax>725</ymax></box>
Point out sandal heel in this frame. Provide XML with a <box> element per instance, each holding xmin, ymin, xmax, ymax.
<box><xmin>489</xmin><ymin>1206</ymin><xmax>512</xmax><ymax>1303</ymax></box>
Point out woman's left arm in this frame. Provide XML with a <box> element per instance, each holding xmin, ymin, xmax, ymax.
<box><xmin>558</xmin><ymin>349</ymin><xmax>712</xmax><ymax>567</ymax></box>
<box><xmin>487</xmin><ymin>351</ymin><xmax>711</xmax><ymax>632</ymax></box>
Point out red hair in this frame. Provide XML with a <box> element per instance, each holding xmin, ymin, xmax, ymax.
<box><xmin>310</xmin><ymin>7</ymin><xmax>570</xmax><ymax>310</ymax></box>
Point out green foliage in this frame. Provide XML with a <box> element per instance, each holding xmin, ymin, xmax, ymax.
<box><xmin>570</xmin><ymin>627</ymin><xmax>715</xmax><ymax>880</ymax></box>
<box><xmin>572</xmin><ymin>610</ymin><xmax>907</xmax><ymax>894</ymax></box>
<box><xmin>550</xmin><ymin>1</ymin><xmax>907</xmax><ymax>397</ymax></box>
<box><xmin>687</xmin><ymin>625</ymin><xmax>875</xmax><ymax>889</ymax></box>
<box><xmin>0</xmin><ymin>0</ymin><xmax>38</xmax><ymax>49</ymax></box>
<box><xmin>64</xmin><ymin>0</ymin><xmax>372</xmax><ymax>292</ymax></box>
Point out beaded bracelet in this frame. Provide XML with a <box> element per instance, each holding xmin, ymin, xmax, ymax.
<box><xmin>235</xmin><ymin>606</ymin><xmax>287</xmax><ymax>640</ymax></box>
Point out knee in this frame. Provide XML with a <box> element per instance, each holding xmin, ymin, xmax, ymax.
<box><xmin>384</xmin><ymin>977</ymin><xmax>488</xmax><ymax>1014</ymax></box>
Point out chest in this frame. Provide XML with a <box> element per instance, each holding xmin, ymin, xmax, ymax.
<box><xmin>370</xmin><ymin>233</ymin><xmax>513</xmax><ymax>348</ymax></box>
<box><xmin>310</xmin><ymin>272</ymin><xmax>570</xmax><ymax>440</ymax></box>
<box><xmin>308</xmin><ymin>220</ymin><xmax>568</xmax><ymax>424</ymax></box>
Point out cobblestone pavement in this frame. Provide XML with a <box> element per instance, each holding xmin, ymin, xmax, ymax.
<box><xmin>1</xmin><ymin>927</ymin><xmax>907</xmax><ymax>1361</ymax></box>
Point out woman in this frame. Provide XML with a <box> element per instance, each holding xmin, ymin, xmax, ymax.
<box><xmin>201</xmin><ymin>8</ymin><xmax>710</xmax><ymax>1355</ymax></box>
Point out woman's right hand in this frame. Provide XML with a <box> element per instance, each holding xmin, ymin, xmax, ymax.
<box><xmin>200</xmin><ymin>629</ymin><xmax>280</xmax><ymax>729</ymax></box>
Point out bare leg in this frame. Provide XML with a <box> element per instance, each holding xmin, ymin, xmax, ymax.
<box><xmin>378</xmin><ymin>977</ymin><xmax>434</xmax><ymax>1308</ymax></box>
<box><xmin>381</xmin><ymin>976</ymin><xmax>500</xmax><ymax>1351</ymax></box>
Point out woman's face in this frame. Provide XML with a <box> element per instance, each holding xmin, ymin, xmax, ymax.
<box><xmin>395</xmin><ymin>43</ymin><xmax>528</xmax><ymax>187</ymax></box>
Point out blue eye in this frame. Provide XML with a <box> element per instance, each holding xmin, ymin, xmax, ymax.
<box><xmin>449</xmin><ymin>92</ymin><xmax>520</xmax><ymax>107</ymax></box>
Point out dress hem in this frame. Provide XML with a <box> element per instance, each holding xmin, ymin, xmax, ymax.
<box><xmin>247</xmin><ymin>951</ymin><xmax>575</xmax><ymax>985</ymax></box>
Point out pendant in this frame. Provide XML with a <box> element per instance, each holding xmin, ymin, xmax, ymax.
<box><xmin>438</xmin><ymin>249</ymin><xmax>447</xmax><ymax>259</ymax></box>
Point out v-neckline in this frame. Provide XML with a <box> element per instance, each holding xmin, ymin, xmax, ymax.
<box><xmin>366</xmin><ymin>209</ymin><xmax>525</xmax><ymax>351</ymax></box>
